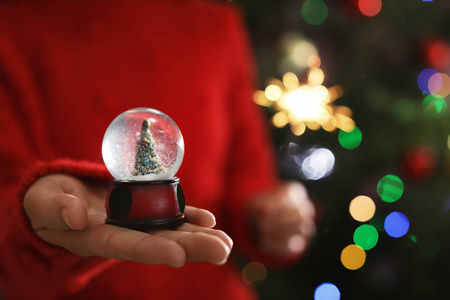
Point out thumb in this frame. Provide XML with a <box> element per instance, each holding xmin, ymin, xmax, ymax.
<box><xmin>27</xmin><ymin>193</ymin><xmax>89</xmax><ymax>231</ymax></box>
<box><xmin>50</xmin><ymin>194</ymin><xmax>89</xmax><ymax>230</ymax></box>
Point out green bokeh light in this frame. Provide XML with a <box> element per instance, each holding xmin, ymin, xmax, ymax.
<box><xmin>423</xmin><ymin>94</ymin><xmax>447</xmax><ymax>119</ymax></box>
<box><xmin>409</xmin><ymin>234</ymin><xmax>418</xmax><ymax>243</ymax></box>
<box><xmin>377</xmin><ymin>175</ymin><xmax>404</xmax><ymax>203</ymax></box>
<box><xmin>353</xmin><ymin>224</ymin><xmax>379</xmax><ymax>250</ymax></box>
<box><xmin>301</xmin><ymin>0</ymin><xmax>328</xmax><ymax>26</ymax></box>
<box><xmin>338</xmin><ymin>126</ymin><xmax>362</xmax><ymax>149</ymax></box>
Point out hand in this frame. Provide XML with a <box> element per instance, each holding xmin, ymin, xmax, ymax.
<box><xmin>248</xmin><ymin>182</ymin><xmax>316</xmax><ymax>257</ymax></box>
<box><xmin>24</xmin><ymin>174</ymin><xmax>233</xmax><ymax>267</ymax></box>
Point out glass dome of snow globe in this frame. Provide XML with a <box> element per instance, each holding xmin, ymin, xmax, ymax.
<box><xmin>102</xmin><ymin>108</ymin><xmax>184</xmax><ymax>181</ymax></box>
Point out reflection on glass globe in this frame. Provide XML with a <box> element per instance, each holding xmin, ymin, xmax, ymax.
<box><xmin>102</xmin><ymin>108</ymin><xmax>184</xmax><ymax>181</ymax></box>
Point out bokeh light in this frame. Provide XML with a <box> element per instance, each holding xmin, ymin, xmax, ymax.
<box><xmin>353</xmin><ymin>224</ymin><xmax>379</xmax><ymax>250</ymax></box>
<box><xmin>256</xmin><ymin>70</ymin><xmax>355</xmax><ymax>136</ymax></box>
<box><xmin>447</xmin><ymin>135</ymin><xmax>450</xmax><ymax>150</ymax></box>
<box><xmin>265</xmin><ymin>84</ymin><xmax>282</xmax><ymax>101</ymax></box>
<box><xmin>280</xmin><ymin>34</ymin><xmax>318</xmax><ymax>72</ymax></box>
<box><xmin>377</xmin><ymin>175</ymin><xmax>404</xmax><ymax>203</ymax></box>
<box><xmin>272</xmin><ymin>111</ymin><xmax>289</xmax><ymax>128</ymax></box>
<box><xmin>283</xmin><ymin>72</ymin><xmax>300</xmax><ymax>89</ymax></box>
<box><xmin>433</xmin><ymin>73</ymin><xmax>450</xmax><ymax>97</ymax></box>
<box><xmin>338</xmin><ymin>126</ymin><xmax>362</xmax><ymax>149</ymax></box>
<box><xmin>422</xmin><ymin>94</ymin><xmax>447</xmax><ymax>119</ymax></box>
<box><xmin>425</xmin><ymin>40</ymin><xmax>450</xmax><ymax>69</ymax></box>
<box><xmin>241</xmin><ymin>261</ymin><xmax>267</xmax><ymax>286</ymax></box>
<box><xmin>314</xmin><ymin>283</ymin><xmax>341</xmax><ymax>300</ymax></box>
<box><xmin>384</xmin><ymin>211</ymin><xmax>410</xmax><ymax>238</ymax></box>
<box><xmin>308</xmin><ymin>68</ymin><xmax>325</xmax><ymax>85</ymax></box>
<box><xmin>341</xmin><ymin>244</ymin><xmax>366</xmax><ymax>270</ymax></box>
<box><xmin>301</xmin><ymin>148</ymin><xmax>335</xmax><ymax>180</ymax></box>
<box><xmin>308</xmin><ymin>55</ymin><xmax>321</xmax><ymax>68</ymax></box>
<box><xmin>301</xmin><ymin>0</ymin><xmax>328</xmax><ymax>26</ymax></box>
<box><xmin>349</xmin><ymin>195</ymin><xmax>376</xmax><ymax>222</ymax></box>
<box><xmin>427</xmin><ymin>72</ymin><xmax>450</xmax><ymax>97</ymax></box>
<box><xmin>427</xmin><ymin>72</ymin><xmax>442</xmax><ymax>95</ymax></box>
<box><xmin>358</xmin><ymin>0</ymin><xmax>382</xmax><ymax>17</ymax></box>
<box><xmin>417</xmin><ymin>68</ymin><xmax>439</xmax><ymax>94</ymax></box>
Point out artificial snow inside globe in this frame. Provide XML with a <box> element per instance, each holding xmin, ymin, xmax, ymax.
<box><xmin>102</xmin><ymin>108</ymin><xmax>186</xmax><ymax>230</ymax></box>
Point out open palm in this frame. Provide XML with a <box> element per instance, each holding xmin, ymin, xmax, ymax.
<box><xmin>24</xmin><ymin>174</ymin><xmax>233</xmax><ymax>267</ymax></box>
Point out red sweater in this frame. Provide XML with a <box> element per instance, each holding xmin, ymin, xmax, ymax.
<box><xmin>0</xmin><ymin>0</ymin><xmax>280</xmax><ymax>299</ymax></box>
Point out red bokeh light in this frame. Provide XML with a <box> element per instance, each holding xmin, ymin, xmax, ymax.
<box><xmin>426</xmin><ymin>40</ymin><xmax>450</xmax><ymax>70</ymax></box>
<box><xmin>358</xmin><ymin>0</ymin><xmax>382</xmax><ymax>17</ymax></box>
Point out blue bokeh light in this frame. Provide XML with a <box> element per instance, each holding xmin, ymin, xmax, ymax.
<box><xmin>314</xmin><ymin>282</ymin><xmax>341</xmax><ymax>300</ymax></box>
<box><xmin>417</xmin><ymin>68</ymin><xmax>439</xmax><ymax>94</ymax></box>
<box><xmin>384</xmin><ymin>212</ymin><xmax>410</xmax><ymax>238</ymax></box>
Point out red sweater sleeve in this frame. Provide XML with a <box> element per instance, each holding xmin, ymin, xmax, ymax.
<box><xmin>0</xmin><ymin>159</ymin><xmax>118</xmax><ymax>299</ymax></box>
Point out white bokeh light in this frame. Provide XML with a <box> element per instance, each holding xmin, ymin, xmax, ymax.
<box><xmin>301</xmin><ymin>148</ymin><xmax>335</xmax><ymax>180</ymax></box>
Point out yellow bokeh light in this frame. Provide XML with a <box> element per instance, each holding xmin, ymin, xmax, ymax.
<box><xmin>447</xmin><ymin>135</ymin><xmax>450</xmax><ymax>150</ymax></box>
<box><xmin>272</xmin><ymin>111</ymin><xmax>289</xmax><ymax>128</ymax></box>
<box><xmin>308</xmin><ymin>68</ymin><xmax>325</xmax><ymax>86</ymax></box>
<box><xmin>335</xmin><ymin>106</ymin><xmax>352</xmax><ymax>117</ymax></box>
<box><xmin>292</xmin><ymin>122</ymin><xmax>306</xmax><ymax>136</ymax></box>
<box><xmin>307</xmin><ymin>55</ymin><xmax>321</xmax><ymax>68</ymax></box>
<box><xmin>282</xmin><ymin>86</ymin><xmax>328</xmax><ymax>122</ymax></box>
<box><xmin>254</xmin><ymin>90</ymin><xmax>271</xmax><ymax>106</ymax></box>
<box><xmin>306</xmin><ymin>121</ymin><xmax>321</xmax><ymax>130</ymax></box>
<box><xmin>322</xmin><ymin>116</ymin><xmax>337</xmax><ymax>132</ymax></box>
<box><xmin>254</xmin><ymin>54</ymin><xmax>355</xmax><ymax>136</ymax></box>
<box><xmin>291</xmin><ymin>40</ymin><xmax>318</xmax><ymax>68</ymax></box>
<box><xmin>341</xmin><ymin>244</ymin><xmax>366</xmax><ymax>270</ymax></box>
<box><xmin>313</xmin><ymin>85</ymin><xmax>329</xmax><ymax>101</ymax></box>
<box><xmin>242</xmin><ymin>261</ymin><xmax>267</xmax><ymax>286</ymax></box>
<box><xmin>328</xmin><ymin>85</ymin><xmax>344</xmax><ymax>101</ymax></box>
<box><xmin>334</xmin><ymin>112</ymin><xmax>355</xmax><ymax>132</ymax></box>
<box><xmin>265</xmin><ymin>84</ymin><xmax>282</xmax><ymax>101</ymax></box>
<box><xmin>349</xmin><ymin>195</ymin><xmax>376</xmax><ymax>222</ymax></box>
<box><xmin>282</xmin><ymin>72</ymin><xmax>300</xmax><ymax>89</ymax></box>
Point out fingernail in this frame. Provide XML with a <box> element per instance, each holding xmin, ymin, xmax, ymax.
<box><xmin>287</xmin><ymin>234</ymin><xmax>306</xmax><ymax>254</ymax></box>
<box><xmin>169</xmin><ymin>262</ymin><xmax>185</xmax><ymax>268</ymax></box>
<box><xmin>214</xmin><ymin>258</ymin><xmax>228</xmax><ymax>266</ymax></box>
<box><xmin>61</xmin><ymin>208</ymin><xmax>71</xmax><ymax>228</ymax></box>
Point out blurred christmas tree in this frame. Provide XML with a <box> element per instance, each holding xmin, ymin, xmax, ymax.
<box><xmin>133</xmin><ymin>120</ymin><xmax>166</xmax><ymax>176</ymax></box>
<box><xmin>235</xmin><ymin>0</ymin><xmax>450</xmax><ymax>299</ymax></box>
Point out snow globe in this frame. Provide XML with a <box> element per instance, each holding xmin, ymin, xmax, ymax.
<box><xmin>102</xmin><ymin>108</ymin><xmax>185</xmax><ymax>230</ymax></box>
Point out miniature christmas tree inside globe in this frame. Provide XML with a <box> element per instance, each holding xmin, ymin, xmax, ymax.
<box><xmin>102</xmin><ymin>108</ymin><xmax>184</xmax><ymax>181</ymax></box>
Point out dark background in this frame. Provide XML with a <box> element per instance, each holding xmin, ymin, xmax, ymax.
<box><xmin>234</xmin><ymin>0</ymin><xmax>450</xmax><ymax>299</ymax></box>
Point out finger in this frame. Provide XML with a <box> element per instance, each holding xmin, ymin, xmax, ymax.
<box><xmin>261</xmin><ymin>232</ymin><xmax>308</xmax><ymax>256</ymax></box>
<box><xmin>24</xmin><ymin>175</ymin><xmax>91</xmax><ymax>231</ymax></box>
<box><xmin>39</xmin><ymin>224</ymin><xmax>187</xmax><ymax>267</ymax></box>
<box><xmin>299</xmin><ymin>217</ymin><xmax>317</xmax><ymax>239</ymax></box>
<box><xmin>151</xmin><ymin>230</ymin><xmax>231</xmax><ymax>265</ymax></box>
<box><xmin>177</xmin><ymin>222</ymin><xmax>233</xmax><ymax>251</ymax></box>
<box><xmin>183</xmin><ymin>206</ymin><xmax>216</xmax><ymax>228</ymax></box>
<box><xmin>27</xmin><ymin>193</ymin><xmax>88</xmax><ymax>231</ymax></box>
<box><xmin>257</xmin><ymin>209</ymin><xmax>307</xmax><ymax>256</ymax></box>
<box><xmin>259</xmin><ymin>207</ymin><xmax>302</xmax><ymax>237</ymax></box>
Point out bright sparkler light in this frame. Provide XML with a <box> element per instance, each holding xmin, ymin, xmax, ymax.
<box><xmin>256</xmin><ymin>68</ymin><xmax>355</xmax><ymax>136</ymax></box>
